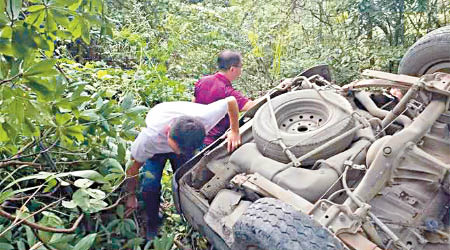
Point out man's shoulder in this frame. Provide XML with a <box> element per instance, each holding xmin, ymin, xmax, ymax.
<box><xmin>197</xmin><ymin>73</ymin><xmax>227</xmax><ymax>85</ymax></box>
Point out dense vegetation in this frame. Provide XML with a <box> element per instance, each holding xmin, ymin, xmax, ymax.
<box><xmin>0</xmin><ymin>0</ymin><xmax>449</xmax><ymax>249</ymax></box>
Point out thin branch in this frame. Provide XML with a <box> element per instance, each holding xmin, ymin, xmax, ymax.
<box><xmin>55</xmin><ymin>160</ymin><xmax>101</xmax><ymax>165</ymax></box>
<box><xmin>0</xmin><ymin>197</ymin><xmax>62</xmax><ymax>236</ymax></box>
<box><xmin>0</xmin><ymin>161</ymin><xmax>41</xmax><ymax>168</ymax></box>
<box><xmin>102</xmin><ymin>193</ymin><xmax>131</xmax><ymax>211</ymax></box>
<box><xmin>0</xmin><ymin>73</ymin><xmax>23</xmax><ymax>86</ymax></box>
<box><xmin>0</xmin><ymin>206</ymin><xmax>84</xmax><ymax>233</ymax></box>
<box><xmin>30</xmin><ymin>242</ymin><xmax>44</xmax><ymax>250</ymax></box>
<box><xmin>7</xmin><ymin>193</ymin><xmax>61</xmax><ymax>202</ymax></box>
<box><xmin>13</xmin><ymin>140</ymin><xmax>36</xmax><ymax>158</ymax></box>
<box><xmin>0</xmin><ymin>138</ymin><xmax>57</xmax><ymax>163</ymax></box>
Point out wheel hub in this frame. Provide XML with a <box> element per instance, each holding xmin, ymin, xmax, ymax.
<box><xmin>277</xmin><ymin>100</ymin><xmax>330</xmax><ymax>134</ymax></box>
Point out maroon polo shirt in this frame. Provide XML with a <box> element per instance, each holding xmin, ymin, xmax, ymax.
<box><xmin>194</xmin><ymin>72</ymin><xmax>249</xmax><ymax>145</ymax></box>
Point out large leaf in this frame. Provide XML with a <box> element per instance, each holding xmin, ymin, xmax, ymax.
<box><xmin>74</xmin><ymin>178</ymin><xmax>94</xmax><ymax>188</ymax></box>
<box><xmin>72</xmin><ymin>189</ymin><xmax>89</xmax><ymax>209</ymax></box>
<box><xmin>101</xmin><ymin>158</ymin><xmax>124</xmax><ymax>174</ymax></box>
<box><xmin>24</xmin><ymin>77</ymin><xmax>53</xmax><ymax>98</ymax></box>
<box><xmin>0</xmin><ymin>123</ymin><xmax>8</xmax><ymax>141</ymax></box>
<box><xmin>64</xmin><ymin>170</ymin><xmax>106</xmax><ymax>183</ymax></box>
<box><xmin>86</xmin><ymin>188</ymin><xmax>105</xmax><ymax>199</ymax></box>
<box><xmin>73</xmin><ymin>233</ymin><xmax>97</xmax><ymax>250</ymax></box>
<box><xmin>24</xmin><ymin>59</ymin><xmax>58</xmax><ymax>77</ymax></box>
<box><xmin>6</xmin><ymin>0</ymin><xmax>22</xmax><ymax>20</ymax></box>
<box><xmin>0</xmin><ymin>243</ymin><xmax>14</xmax><ymax>250</ymax></box>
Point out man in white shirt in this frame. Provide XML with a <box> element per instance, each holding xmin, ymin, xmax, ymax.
<box><xmin>125</xmin><ymin>96</ymin><xmax>241</xmax><ymax>239</ymax></box>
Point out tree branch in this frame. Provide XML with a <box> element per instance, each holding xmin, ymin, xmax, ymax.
<box><xmin>0</xmin><ymin>73</ymin><xmax>23</xmax><ymax>86</ymax></box>
<box><xmin>0</xmin><ymin>161</ymin><xmax>41</xmax><ymax>168</ymax></box>
<box><xmin>0</xmin><ymin>208</ymin><xmax>84</xmax><ymax>233</ymax></box>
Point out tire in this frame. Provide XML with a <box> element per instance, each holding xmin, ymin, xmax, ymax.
<box><xmin>399</xmin><ymin>25</ymin><xmax>450</xmax><ymax>76</ymax></box>
<box><xmin>233</xmin><ymin>198</ymin><xmax>345</xmax><ymax>250</ymax></box>
<box><xmin>252</xmin><ymin>89</ymin><xmax>355</xmax><ymax>165</ymax></box>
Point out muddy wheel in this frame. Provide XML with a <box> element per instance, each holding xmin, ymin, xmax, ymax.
<box><xmin>399</xmin><ymin>25</ymin><xmax>450</xmax><ymax>76</ymax></box>
<box><xmin>252</xmin><ymin>89</ymin><xmax>355</xmax><ymax>165</ymax></box>
<box><xmin>233</xmin><ymin>198</ymin><xmax>345</xmax><ymax>250</ymax></box>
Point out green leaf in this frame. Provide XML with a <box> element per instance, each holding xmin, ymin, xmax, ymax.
<box><xmin>51</xmin><ymin>9</ymin><xmax>69</xmax><ymax>28</ymax></box>
<box><xmin>117</xmin><ymin>142</ymin><xmax>126</xmax><ymax>163</ymax></box>
<box><xmin>25</xmin><ymin>10</ymin><xmax>45</xmax><ymax>27</ymax></box>
<box><xmin>0</xmin><ymin>26</ymin><xmax>12</xmax><ymax>39</ymax></box>
<box><xmin>27</xmin><ymin>5</ymin><xmax>45</xmax><ymax>12</ymax></box>
<box><xmin>17</xmin><ymin>241</ymin><xmax>26</xmax><ymax>250</ymax></box>
<box><xmin>68</xmin><ymin>0</ymin><xmax>82</xmax><ymax>11</ymax></box>
<box><xmin>0</xmin><ymin>243</ymin><xmax>14</xmax><ymax>250</ymax></box>
<box><xmin>73</xmin><ymin>234</ymin><xmax>97</xmax><ymax>250</ymax></box>
<box><xmin>86</xmin><ymin>188</ymin><xmax>105</xmax><ymax>199</ymax></box>
<box><xmin>68</xmin><ymin>15</ymin><xmax>81</xmax><ymax>38</ymax></box>
<box><xmin>66</xmin><ymin>170</ymin><xmax>106</xmax><ymax>183</ymax></box>
<box><xmin>61</xmin><ymin>200</ymin><xmax>77</xmax><ymax>209</ymax></box>
<box><xmin>10</xmin><ymin>98</ymin><xmax>24</xmax><ymax>125</ymax></box>
<box><xmin>25</xmin><ymin>226</ymin><xmax>36</xmax><ymax>247</ymax></box>
<box><xmin>55</xmin><ymin>113</ymin><xmax>72</xmax><ymax>125</ymax></box>
<box><xmin>0</xmin><ymin>12</ymin><xmax>8</xmax><ymax>28</ymax></box>
<box><xmin>126</xmin><ymin>106</ymin><xmax>148</xmax><ymax>115</ymax></box>
<box><xmin>121</xmin><ymin>93</ymin><xmax>133</xmax><ymax>110</ymax></box>
<box><xmin>23</xmin><ymin>118</ymin><xmax>39</xmax><ymax>137</ymax></box>
<box><xmin>0</xmin><ymin>189</ymin><xmax>14</xmax><ymax>203</ymax></box>
<box><xmin>49</xmin><ymin>234</ymin><xmax>76</xmax><ymax>244</ymax></box>
<box><xmin>72</xmin><ymin>189</ymin><xmax>89</xmax><ymax>209</ymax></box>
<box><xmin>12</xmin><ymin>26</ymin><xmax>36</xmax><ymax>57</ymax></box>
<box><xmin>0</xmin><ymin>123</ymin><xmax>8</xmax><ymax>142</ymax></box>
<box><xmin>79</xmin><ymin>110</ymin><xmax>100</xmax><ymax>121</ymax></box>
<box><xmin>80</xmin><ymin>20</ymin><xmax>90</xmax><ymax>44</ymax></box>
<box><xmin>74</xmin><ymin>178</ymin><xmax>94</xmax><ymax>188</ymax></box>
<box><xmin>43</xmin><ymin>178</ymin><xmax>57</xmax><ymax>192</ymax></box>
<box><xmin>0</xmin><ymin>38</ymin><xmax>14</xmax><ymax>56</ymax></box>
<box><xmin>64</xmin><ymin>124</ymin><xmax>85</xmax><ymax>141</ymax></box>
<box><xmin>101</xmin><ymin>158</ymin><xmax>124</xmax><ymax>174</ymax></box>
<box><xmin>45</xmin><ymin>10</ymin><xmax>57</xmax><ymax>32</ymax></box>
<box><xmin>6</xmin><ymin>0</ymin><xmax>22</xmax><ymax>20</ymax></box>
<box><xmin>24</xmin><ymin>77</ymin><xmax>52</xmax><ymax>98</ymax></box>
<box><xmin>24</xmin><ymin>59</ymin><xmax>57</xmax><ymax>77</ymax></box>
<box><xmin>88</xmin><ymin>199</ymin><xmax>107</xmax><ymax>212</ymax></box>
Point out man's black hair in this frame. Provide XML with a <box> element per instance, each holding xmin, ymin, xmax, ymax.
<box><xmin>169</xmin><ymin>116</ymin><xmax>206</xmax><ymax>156</ymax></box>
<box><xmin>218</xmin><ymin>50</ymin><xmax>242</xmax><ymax>71</ymax></box>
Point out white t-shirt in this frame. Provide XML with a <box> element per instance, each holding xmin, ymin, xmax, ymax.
<box><xmin>130</xmin><ymin>99</ymin><xmax>229</xmax><ymax>163</ymax></box>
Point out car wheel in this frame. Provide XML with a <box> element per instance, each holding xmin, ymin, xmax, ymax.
<box><xmin>233</xmin><ymin>198</ymin><xmax>345</xmax><ymax>250</ymax></box>
<box><xmin>399</xmin><ymin>25</ymin><xmax>450</xmax><ymax>76</ymax></box>
<box><xmin>252</xmin><ymin>89</ymin><xmax>355</xmax><ymax>165</ymax></box>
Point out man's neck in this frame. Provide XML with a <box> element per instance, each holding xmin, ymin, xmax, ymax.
<box><xmin>218</xmin><ymin>70</ymin><xmax>233</xmax><ymax>82</ymax></box>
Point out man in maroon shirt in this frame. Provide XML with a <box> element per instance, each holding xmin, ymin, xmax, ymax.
<box><xmin>194</xmin><ymin>50</ymin><xmax>257</xmax><ymax>145</ymax></box>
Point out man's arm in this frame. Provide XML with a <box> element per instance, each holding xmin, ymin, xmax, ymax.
<box><xmin>225</xmin><ymin>96</ymin><xmax>241</xmax><ymax>152</ymax></box>
<box><xmin>125</xmin><ymin>159</ymin><xmax>144</xmax><ymax>217</ymax></box>
<box><xmin>241</xmin><ymin>96</ymin><xmax>266</xmax><ymax>111</ymax></box>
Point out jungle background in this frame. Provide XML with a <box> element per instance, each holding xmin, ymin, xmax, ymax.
<box><xmin>0</xmin><ymin>0</ymin><xmax>449</xmax><ymax>249</ymax></box>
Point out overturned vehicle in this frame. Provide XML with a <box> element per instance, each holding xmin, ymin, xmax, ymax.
<box><xmin>173</xmin><ymin>27</ymin><xmax>450</xmax><ymax>250</ymax></box>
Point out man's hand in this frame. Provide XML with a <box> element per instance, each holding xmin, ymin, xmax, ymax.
<box><xmin>390</xmin><ymin>88</ymin><xmax>403</xmax><ymax>100</ymax></box>
<box><xmin>124</xmin><ymin>159</ymin><xmax>143</xmax><ymax>217</ymax></box>
<box><xmin>276</xmin><ymin>78</ymin><xmax>294</xmax><ymax>90</ymax></box>
<box><xmin>125</xmin><ymin>194</ymin><xmax>138</xmax><ymax>217</ymax></box>
<box><xmin>226</xmin><ymin>130</ymin><xmax>241</xmax><ymax>152</ymax></box>
<box><xmin>225</xmin><ymin>96</ymin><xmax>241</xmax><ymax>152</ymax></box>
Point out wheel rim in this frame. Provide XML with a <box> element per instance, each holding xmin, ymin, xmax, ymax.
<box><xmin>424</xmin><ymin>61</ymin><xmax>450</xmax><ymax>74</ymax></box>
<box><xmin>276</xmin><ymin>100</ymin><xmax>330</xmax><ymax>134</ymax></box>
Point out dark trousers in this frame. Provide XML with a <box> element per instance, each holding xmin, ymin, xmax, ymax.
<box><xmin>141</xmin><ymin>153</ymin><xmax>189</xmax><ymax>233</ymax></box>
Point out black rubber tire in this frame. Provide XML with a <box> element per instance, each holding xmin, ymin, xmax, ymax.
<box><xmin>398</xmin><ymin>25</ymin><xmax>450</xmax><ymax>76</ymax></box>
<box><xmin>252</xmin><ymin>89</ymin><xmax>355</xmax><ymax>165</ymax></box>
<box><xmin>233</xmin><ymin>198</ymin><xmax>345</xmax><ymax>250</ymax></box>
